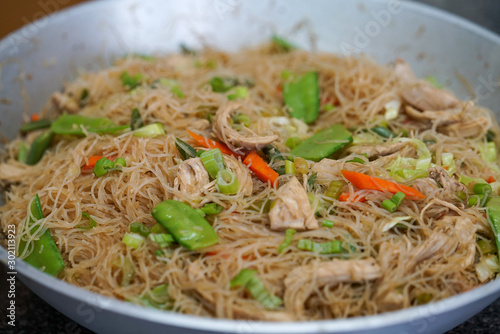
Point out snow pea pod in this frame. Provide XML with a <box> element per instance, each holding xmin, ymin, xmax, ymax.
<box><xmin>151</xmin><ymin>200</ymin><xmax>218</xmax><ymax>250</ymax></box>
<box><xmin>18</xmin><ymin>194</ymin><xmax>65</xmax><ymax>276</ymax></box>
<box><xmin>283</xmin><ymin>71</ymin><xmax>319</xmax><ymax>124</ymax></box>
<box><xmin>486</xmin><ymin>197</ymin><xmax>500</xmax><ymax>260</ymax></box>
<box><xmin>51</xmin><ymin>114</ymin><xmax>129</xmax><ymax>136</ymax></box>
<box><xmin>26</xmin><ymin>130</ymin><xmax>54</xmax><ymax>165</ymax></box>
<box><xmin>290</xmin><ymin>124</ymin><xmax>353</xmax><ymax>162</ymax></box>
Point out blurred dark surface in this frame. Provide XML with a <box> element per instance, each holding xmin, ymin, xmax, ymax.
<box><xmin>1</xmin><ymin>0</ymin><xmax>500</xmax><ymax>333</ymax></box>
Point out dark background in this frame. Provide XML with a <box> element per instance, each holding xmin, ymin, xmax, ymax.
<box><xmin>1</xmin><ymin>0</ymin><xmax>500</xmax><ymax>333</ymax></box>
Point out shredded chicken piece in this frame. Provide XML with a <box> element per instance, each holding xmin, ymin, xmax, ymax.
<box><xmin>395</xmin><ymin>59</ymin><xmax>460</xmax><ymax>111</ymax></box>
<box><xmin>346</xmin><ymin>142</ymin><xmax>413</xmax><ymax>159</ymax></box>
<box><xmin>268</xmin><ymin>177</ymin><xmax>318</xmax><ymax>231</ymax></box>
<box><xmin>51</xmin><ymin>91</ymin><xmax>79</xmax><ymax>113</ymax></box>
<box><xmin>224</xmin><ymin>155</ymin><xmax>253</xmax><ymax>196</ymax></box>
<box><xmin>441</xmin><ymin>116</ymin><xmax>491</xmax><ymax>138</ymax></box>
<box><xmin>187</xmin><ymin>261</ymin><xmax>293</xmax><ymax>321</ymax></box>
<box><xmin>173</xmin><ymin>158</ymin><xmax>210</xmax><ymax>198</ymax></box>
<box><xmin>406</xmin><ymin>232</ymin><xmax>457</xmax><ymax>271</ymax></box>
<box><xmin>284</xmin><ymin>258</ymin><xmax>381</xmax><ymax>287</ymax></box>
<box><xmin>435</xmin><ymin>216</ymin><xmax>477</xmax><ymax>268</ymax></box>
<box><xmin>311</xmin><ymin>158</ymin><xmax>345</xmax><ymax>184</ymax></box>
<box><xmin>405</xmin><ymin>105</ymin><xmax>463</xmax><ymax>125</ymax></box>
<box><xmin>212</xmin><ymin>102</ymin><xmax>278</xmax><ymax>151</ymax></box>
<box><xmin>428</xmin><ymin>166</ymin><xmax>467</xmax><ymax>200</ymax></box>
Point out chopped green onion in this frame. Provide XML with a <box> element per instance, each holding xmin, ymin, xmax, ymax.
<box><xmin>415</xmin><ymin>292</ymin><xmax>433</xmax><ymax>305</ymax></box>
<box><xmin>473</xmin><ymin>183</ymin><xmax>492</xmax><ymax>207</ymax></box>
<box><xmin>114</xmin><ymin>157</ymin><xmax>127</xmax><ymax>167</ymax></box>
<box><xmin>262</xmin><ymin>145</ymin><xmax>284</xmax><ymax>162</ymax></box>
<box><xmin>150</xmin><ymin>223</ymin><xmax>167</xmax><ymax>234</ymax></box>
<box><xmin>347</xmin><ymin>157</ymin><xmax>366</xmax><ymax>164</ymax></box>
<box><xmin>325</xmin><ymin>180</ymin><xmax>345</xmax><ymax>200</ymax></box>
<box><xmin>130</xmin><ymin>222</ymin><xmax>150</xmax><ymax>237</ymax></box>
<box><xmin>120</xmin><ymin>258</ymin><xmax>135</xmax><ymax>286</ymax></box>
<box><xmin>80</xmin><ymin>88</ymin><xmax>89</xmax><ymax>106</ymax></box>
<box><xmin>138</xmin><ymin>284</ymin><xmax>173</xmax><ymax>309</ymax></box>
<box><xmin>230</xmin><ymin>269</ymin><xmax>283</xmax><ymax>309</ymax></box>
<box><xmin>382</xmin><ymin>192</ymin><xmax>406</xmax><ymax>213</ymax></box>
<box><xmin>468</xmin><ymin>195</ymin><xmax>481</xmax><ymax>207</ymax></box>
<box><xmin>216</xmin><ymin>169</ymin><xmax>240</xmax><ymax>195</ymax></box>
<box><xmin>20</xmin><ymin>118</ymin><xmax>52</xmax><ymax>133</ymax></box>
<box><xmin>487</xmin><ymin>130</ymin><xmax>496</xmax><ymax>142</ymax></box>
<box><xmin>478</xmin><ymin>239</ymin><xmax>496</xmax><ymax>254</ymax></box>
<box><xmin>426</xmin><ymin>75</ymin><xmax>443</xmax><ymax>89</ymax></box>
<box><xmin>209</xmin><ymin>77</ymin><xmax>239</xmax><ymax>93</ymax></box>
<box><xmin>77</xmin><ymin>212</ymin><xmax>97</xmax><ymax>229</ymax></box>
<box><xmin>294</xmin><ymin>157</ymin><xmax>309</xmax><ymax>174</ymax></box>
<box><xmin>485</xmin><ymin>142</ymin><xmax>497</xmax><ymax>162</ymax></box>
<box><xmin>122</xmin><ymin>232</ymin><xmax>145</xmax><ymax>249</ymax></box>
<box><xmin>285</xmin><ymin>136</ymin><xmax>302</xmax><ymax>149</ymax></box>
<box><xmin>285</xmin><ymin>160</ymin><xmax>296</xmax><ymax>174</ymax></box>
<box><xmin>476</xmin><ymin>254</ymin><xmax>500</xmax><ymax>282</ymax></box>
<box><xmin>148</xmin><ymin>233</ymin><xmax>175</xmax><ymax>248</ymax></box>
<box><xmin>271</xmin><ymin>35</ymin><xmax>295</xmax><ymax>53</ymax></box>
<box><xmin>175</xmin><ymin>138</ymin><xmax>197</xmax><ymax>160</ymax></box>
<box><xmin>93</xmin><ymin>157</ymin><xmax>123</xmax><ymax>177</ymax></box>
<box><xmin>199</xmin><ymin>203</ymin><xmax>224</xmax><ymax>215</ymax></box>
<box><xmin>459</xmin><ymin>174</ymin><xmax>487</xmax><ymax>187</ymax></box>
<box><xmin>233</xmin><ymin>114</ymin><xmax>251</xmax><ymax>127</ymax></box>
<box><xmin>200</xmin><ymin>148</ymin><xmax>225</xmax><ymax>179</ymax></box>
<box><xmin>18</xmin><ymin>142</ymin><xmax>29</xmax><ymax>163</ymax></box>
<box><xmin>277</xmin><ymin>228</ymin><xmax>296</xmax><ymax>253</ymax></box>
<box><xmin>297</xmin><ymin>239</ymin><xmax>342</xmax><ymax>254</ymax></box>
<box><xmin>133</xmin><ymin>123</ymin><xmax>165</xmax><ymax>138</ymax></box>
<box><xmin>227</xmin><ymin>86</ymin><xmax>248</xmax><ymax>100</ymax></box>
<box><xmin>384</xmin><ymin>100</ymin><xmax>401</xmax><ymax>121</ymax></box>
<box><xmin>323</xmin><ymin>104</ymin><xmax>335</xmax><ymax>112</ymax></box>
<box><xmin>456</xmin><ymin>191</ymin><xmax>467</xmax><ymax>202</ymax></box>
<box><xmin>155</xmin><ymin>250</ymin><xmax>165</xmax><ymax>256</ymax></box>
<box><xmin>120</xmin><ymin>71</ymin><xmax>143</xmax><ymax>89</ymax></box>
<box><xmin>322</xmin><ymin>219</ymin><xmax>334</xmax><ymax>228</ymax></box>
<box><xmin>308</xmin><ymin>172</ymin><xmax>318</xmax><ymax>187</ymax></box>
<box><xmin>371</xmin><ymin>126</ymin><xmax>395</xmax><ymax>138</ymax></box>
<box><xmin>130</xmin><ymin>108</ymin><xmax>143</xmax><ymax>130</ymax></box>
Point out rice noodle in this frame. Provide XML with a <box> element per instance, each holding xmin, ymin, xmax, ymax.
<box><xmin>1</xmin><ymin>44</ymin><xmax>499</xmax><ymax>321</ymax></box>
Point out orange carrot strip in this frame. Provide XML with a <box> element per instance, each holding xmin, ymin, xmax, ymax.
<box><xmin>243</xmin><ymin>150</ymin><xmax>279</xmax><ymax>187</ymax></box>
<box><xmin>488</xmin><ymin>176</ymin><xmax>496</xmax><ymax>183</ymax></box>
<box><xmin>338</xmin><ymin>192</ymin><xmax>366</xmax><ymax>202</ymax></box>
<box><xmin>187</xmin><ymin>129</ymin><xmax>242</xmax><ymax>157</ymax></box>
<box><xmin>82</xmin><ymin>155</ymin><xmax>103</xmax><ymax>171</ymax></box>
<box><xmin>341</xmin><ymin>170</ymin><xmax>426</xmax><ymax>199</ymax></box>
<box><xmin>31</xmin><ymin>113</ymin><xmax>40</xmax><ymax>122</ymax></box>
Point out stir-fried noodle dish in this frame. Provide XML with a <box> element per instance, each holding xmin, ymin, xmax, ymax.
<box><xmin>2</xmin><ymin>38</ymin><xmax>500</xmax><ymax>320</ymax></box>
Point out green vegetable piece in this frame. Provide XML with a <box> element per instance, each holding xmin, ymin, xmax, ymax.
<box><xmin>382</xmin><ymin>199</ymin><xmax>397</xmax><ymax>212</ymax></box>
<box><xmin>130</xmin><ymin>108</ymin><xmax>143</xmax><ymax>130</ymax></box>
<box><xmin>148</xmin><ymin>233</ymin><xmax>175</xmax><ymax>248</ymax></box>
<box><xmin>262</xmin><ymin>145</ymin><xmax>284</xmax><ymax>162</ymax></box>
<box><xmin>209</xmin><ymin>77</ymin><xmax>239</xmax><ymax>93</ymax></box>
<box><xmin>415</xmin><ymin>292</ymin><xmax>433</xmax><ymax>305</ymax></box>
<box><xmin>426</xmin><ymin>75</ymin><xmax>443</xmax><ymax>89</ymax></box>
<box><xmin>114</xmin><ymin>158</ymin><xmax>127</xmax><ymax>167</ymax></box>
<box><xmin>20</xmin><ymin>118</ymin><xmax>52</xmax><ymax>133</ymax></box>
<box><xmin>80</xmin><ymin>88</ymin><xmax>89</xmax><ymax>106</ymax></box>
<box><xmin>284</xmin><ymin>160</ymin><xmax>296</xmax><ymax>174</ymax></box>
<box><xmin>290</xmin><ymin>124</ymin><xmax>353</xmax><ymax>161</ymax></box>
<box><xmin>18</xmin><ymin>194</ymin><xmax>65</xmax><ymax>276</ymax></box>
<box><xmin>283</xmin><ymin>71</ymin><xmax>319</xmax><ymax>124</ymax></box>
<box><xmin>322</xmin><ymin>219</ymin><xmax>334</xmax><ymax>228</ymax></box>
<box><xmin>180</xmin><ymin>43</ymin><xmax>196</xmax><ymax>55</ymax></box>
<box><xmin>478</xmin><ymin>239</ymin><xmax>496</xmax><ymax>254</ymax></box>
<box><xmin>175</xmin><ymin>138</ymin><xmax>197</xmax><ymax>160</ymax></box>
<box><xmin>346</xmin><ymin>157</ymin><xmax>366</xmax><ymax>164</ymax></box>
<box><xmin>277</xmin><ymin>228</ymin><xmax>296</xmax><ymax>253</ymax></box>
<box><xmin>152</xmin><ymin>200</ymin><xmax>219</xmax><ymax>250</ymax></box>
<box><xmin>297</xmin><ymin>239</ymin><xmax>342</xmax><ymax>254</ymax></box>
<box><xmin>51</xmin><ymin>114</ymin><xmax>128</xmax><ymax>136</ymax></box>
<box><xmin>325</xmin><ymin>180</ymin><xmax>345</xmax><ymax>201</ymax></box>
<box><xmin>230</xmin><ymin>268</ymin><xmax>283</xmax><ymax>309</ymax></box>
<box><xmin>271</xmin><ymin>35</ymin><xmax>296</xmax><ymax>52</ymax></box>
<box><xmin>120</xmin><ymin>71</ymin><xmax>143</xmax><ymax>89</ymax></box>
<box><xmin>122</xmin><ymin>232</ymin><xmax>145</xmax><ymax>249</ymax></box>
<box><xmin>26</xmin><ymin>131</ymin><xmax>54</xmax><ymax>165</ymax></box>
<box><xmin>150</xmin><ymin>223</ymin><xmax>168</xmax><ymax>234</ymax></box>
<box><xmin>120</xmin><ymin>258</ymin><xmax>135</xmax><ymax>286</ymax></box>
<box><xmin>323</xmin><ymin>104</ymin><xmax>335</xmax><ymax>112</ymax></box>
<box><xmin>78</xmin><ymin>212</ymin><xmax>97</xmax><ymax>230</ymax></box>
<box><xmin>308</xmin><ymin>172</ymin><xmax>318</xmax><ymax>187</ymax></box>
<box><xmin>227</xmin><ymin>86</ymin><xmax>248</xmax><ymax>100</ymax></box>
<box><xmin>371</xmin><ymin>126</ymin><xmax>395</xmax><ymax>139</ymax></box>
<box><xmin>216</xmin><ymin>169</ymin><xmax>240</xmax><ymax>195</ymax></box>
<box><xmin>93</xmin><ymin>157</ymin><xmax>119</xmax><ymax>177</ymax></box>
<box><xmin>233</xmin><ymin>114</ymin><xmax>251</xmax><ymax>127</ymax></box>
<box><xmin>200</xmin><ymin>148</ymin><xmax>225</xmax><ymax>179</ymax></box>
<box><xmin>139</xmin><ymin>284</ymin><xmax>173</xmax><ymax>310</ymax></box>
<box><xmin>486</xmin><ymin>196</ymin><xmax>500</xmax><ymax>261</ymax></box>
<box><xmin>474</xmin><ymin>183</ymin><xmax>492</xmax><ymax>207</ymax></box>
<box><xmin>130</xmin><ymin>222</ymin><xmax>150</xmax><ymax>237</ymax></box>
<box><xmin>199</xmin><ymin>203</ymin><xmax>224</xmax><ymax>215</ymax></box>
<box><xmin>285</xmin><ymin>136</ymin><xmax>302</xmax><ymax>150</ymax></box>
<box><xmin>487</xmin><ymin>130</ymin><xmax>496</xmax><ymax>142</ymax></box>
<box><xmin>133</xmin><ymin>123</ymin><xmax>165</xmax><ymax>138</ymax></box>
<box><xmin>18</xmin><ymin>142</ymin><xmax>29</xmax><ymax>163</ymax></box>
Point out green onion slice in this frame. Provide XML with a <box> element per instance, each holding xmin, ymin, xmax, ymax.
<box><xmin>216</xmin><ymin>170</ymin><xmax>240</xmax><ymax>195</ymax></box>
<box><xmin>200</xmin><ymin>148</ymin><xmax>225</xmax><ymax>179</ymax></box>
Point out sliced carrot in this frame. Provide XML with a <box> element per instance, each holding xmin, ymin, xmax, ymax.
<box><xmin>82</xmin><ymin>155</ymin><xmax>103</xmax><ymax>172</ymax></box>
<box><xmin>31</xmin><ymin>113</ymin><xmax>40</xmax><ymax>122</ymax></box>
<box><xmin>243</xmin><ymin>150</ymin><xmax>279</xmax><ymax>187</ymax></box>
<box><xmin>340</xmin><ymin>170</ymin><xmax>426</xmax><ymax>200</ymax></box>
<box><xmin>186</xmin><ymin>129</ymin><xmax>243</xmax><ymax>157</ymax></box>
<box><xmin>338</xmin><ymin>192</ymin><xmax>366</xmax><ymax>202</ymax></box>
<box><xmin>488</xmin><ymin>176</ymin><xmax>496</xmax><ymax>183</ymax></box>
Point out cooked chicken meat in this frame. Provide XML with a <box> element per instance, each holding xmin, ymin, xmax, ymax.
<box><xmin>173</xmin><ymin>158</ymin><xmax>210</xmax><ymax>198</ymax></box>
<box><xmin>268</xmin><ymin>177</ymin><xmax>318</xmax><ymax>231</ymax></box>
